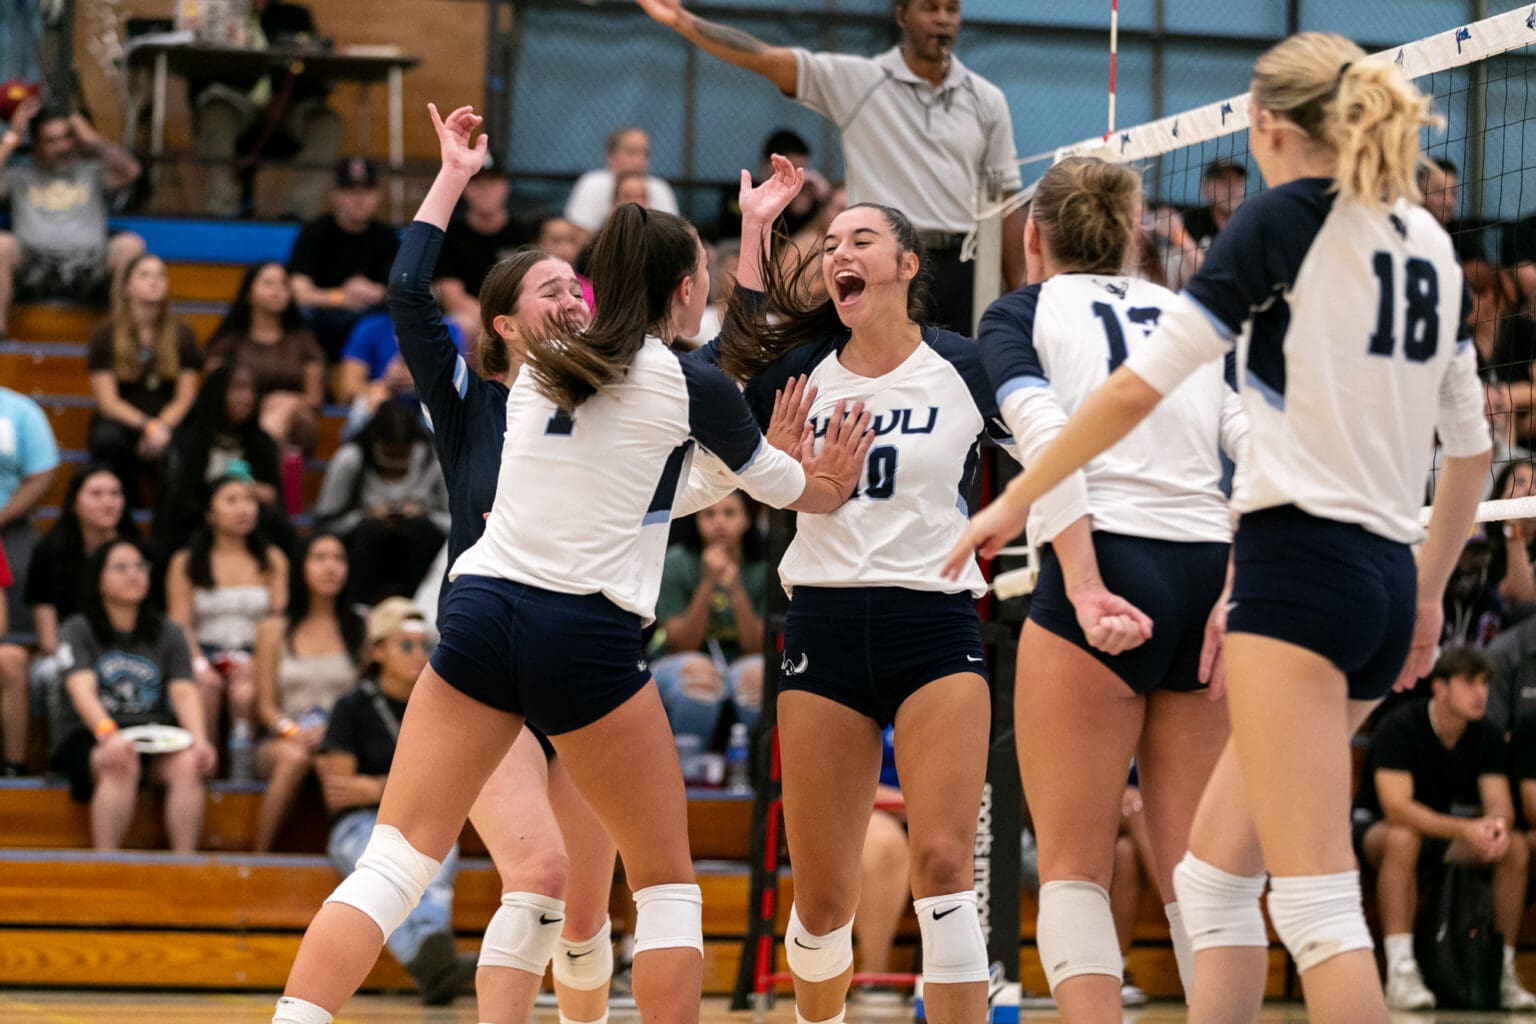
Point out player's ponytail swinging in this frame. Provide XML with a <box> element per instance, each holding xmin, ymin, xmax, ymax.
<box><xmin>1252</xmin><ymin>32</ymin><xmax>1441</xmax><ymax>209</ymax></box>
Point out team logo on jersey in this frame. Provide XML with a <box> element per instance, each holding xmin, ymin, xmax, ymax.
<box><xmin>1103</xmin><ymin>280</ymin><xmax>1128</xmax><ymax>299</ymax></box>
<box><xmin>812</xmin><ymin>406</ymin><xmax>939</xmax><ymax>438</ymax></box>
<box><xmin>781</xmin><ymin>653</ymin><xmax>809</xmax><ymax>677</ymax></box>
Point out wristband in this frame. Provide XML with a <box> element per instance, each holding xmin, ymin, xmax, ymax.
<box><xmin>277</xmin><ymin>717</ymin><xmax>300</xmax><ymax>739</ymax></box>
<box><xmin>193</xmin><ymin>655</ymin><xmax>211</xmax><ymax>674</ymax></box>
<box><xmin>93</xmin><ymin>719</ymin><xmax>119</xmax><ymax>739</ymax></box>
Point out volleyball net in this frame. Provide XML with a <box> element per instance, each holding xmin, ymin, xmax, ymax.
<box><xmin>971</xmin><ymin>8</ymin><xmax>1536</xmax><ymax>546</ymax></box>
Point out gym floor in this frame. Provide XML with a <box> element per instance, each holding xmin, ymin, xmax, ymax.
<box><xmin>0</xmin><ymin>993</ymin><xmax>1528</xmax><ymax>1023</ymax></box>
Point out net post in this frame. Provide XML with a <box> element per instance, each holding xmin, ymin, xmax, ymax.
<box><xmin>971</xmin><ymin>169</ymin><xmax>1007</xmax><ymax>335</ymax></box>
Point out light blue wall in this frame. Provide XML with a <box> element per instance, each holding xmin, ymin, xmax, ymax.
<box><xmin>503</xmin><ymin>1</ymin><xmax>1533</xmax><ymax>225</ymax></box>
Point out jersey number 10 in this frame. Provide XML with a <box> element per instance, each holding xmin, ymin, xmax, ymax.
<box><xmin>1368</xmin><ymin>252</ymin><xmax>1440</xmax><ymax>362</ymax></box>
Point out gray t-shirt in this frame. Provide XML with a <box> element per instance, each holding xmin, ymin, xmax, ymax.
<box><xmin>792</xmin><ymin>46</ymin><xmax>1022</xmax><ymax>234</ymax></box>
<box><xmin>50</xmin><ymin>612</ymin><xmax>193</xmax><ymax>749</ymax></box>
<box><xmin>6</xmin><ymin>157</ymin><xmax>110</xmax><ymax>258</ymax></box>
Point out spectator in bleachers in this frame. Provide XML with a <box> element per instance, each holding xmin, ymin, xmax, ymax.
<box><xmin>51</xmin><ymin>536</ymin><xmax>215</xmax><ymax>851</ymax></box>
<box><xmin>1350</xmin><ymin>647</ymin><xmax>1535</xmax><ymax>1012</ymax></box>
<box><xmin>22</xmin><ymin>463</ymin><xmax>134</xmax><ymax>700</ymax></box>
<box><xmin>852</xmin><ymin>726</ymin><xmax>908</xmax><ymax>1004</ymax></box>
<box><xmin>1420</xmin><ymin>158</ymin><xmax>1498</xmax><ymax>271</ymax></box>
<box><xmin>0</xmin><ymin>384</ymin><xmax>60</xmax><ymax>643</ymax></box>
<box><xmin>86</xmin><ymin>254</ymin><xmax>201</xmax><ymax>502</ymax></box>
<box><xmin>562</xmin><ymin>126</ymin><xmax>679</xmax><ymax>238</ymax></box>
<box><xmin>311</xmin><ymin>400</ymin><xmax>449</xmax><ymax>604</ymax></box>
<box><xmin>1488</xmin><ymin>612</ymin><xmax>1536</xmax><ymax>736</ymax></box>
<box><xmin>1484</xmin><ymin>459</ymin><xmax>1536</xmax><ymax>609</ymax></box>
<box><xmin>1179</xmin><ymin>159</ymin><xmax>1247</xmax><ymax>250</ymax></box>
<box><xmin>287</xmin><ymin>157</ymin><xmax>400</xmax><ymax>361</ymax></box>
<box><xmin>251</xmin><ymin>530</ymin><xmax>362</xmax><ymax>852</ymax></box>
<box><xmin>0</xmin><ymin>99</ymin><xmax>143</xmax><ymax>336</ymax></box>
<box><xmin>650</xmin><ymin>491</ymin><xmax>765</xmax><ymax>747</ymax></box>
<box><xmin>205</xmin><ymin>261</ymin><xmax>325</xmax><ymax>452</ymax></box>
<box><xmin>0</xmin><ymin>537</ymin><xmax>18</xmax><ymax>775</ymax></box>
<box><xmin>1444</xmin><ymin>531</ymin><xmax>1506</xmax><ymax>649</ymax></box>
<box><xmin>318</xmin><ymin>596</ymin><xmax>473</xmax><ymax>1005</ymax></box>
<box><xmin>1137</xmin><ymin>203</ymin><xmax>1203</xmax><ymax>291</ymax></box>
<box><xmin>154</xmin><ymin>365</ymin><xmax>292</xmax><ymax>560</ymax></box>
<box><xmin>611</xmin><ymin>169</ymin><xmax>651</xmax><ymax>214</ymax></box>
<box><xmin>333</xmin><ymin>310</ymin><xmax>464</xmax><ymax>407</ymax></box>
<box><xmin>188</xmin><ymin>0</ymin><xmax>342</xmax><ymax>219</ymax></box>
<box><xmin>432</xmin><ymin>165</ymin><xmax>526</xmax><ymax>340</ymax></box>
<box><xmin>165</xmin><ymin>475</ymin><xmax>288</xmax><ymax>753</ymax></box>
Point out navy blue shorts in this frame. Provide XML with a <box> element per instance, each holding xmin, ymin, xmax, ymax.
<box><xmin>1029</xmin><ymin>532</ymin><xmax>1230</xmax><ymax>695</ymax></box>
<box><xmin>1227</xmin><ymin>505</ymin><xmax>1416</xmax><ymax>701</ymax></box>
<box><xmin>780</xmin><ymin>586</ymin><xmax>987</xmax><ymax>727</ymax></box>
<box><xmin>431</xmin><ymin>575</ymin><xmax>651</xmax><ymax>735</ymax></box>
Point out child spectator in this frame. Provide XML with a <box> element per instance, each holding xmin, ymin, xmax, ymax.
<box><xmin>650</xmin><ymin>491</ymin><xmax>765</xmax><ymax>746</ymax></box>
<box><xmin>1350</xmin><ymin>648</ymin><xmax>1534</xmax><ymax>1011</ymax></box>
<box><xmin>318</xmin><ymin>597</ymin><xmax>473</xmax><ymax>1004</ymax></box>
<box><xmin>311</xmin><ymin>401</ymin><xmax>449</xmax><ymax>603</ymax></box>
<box><xmin>251</xmin><ymin>531</ymin><xmax>363</xmax><ymax>852</ymax></box>
<box><xmin>51</xmin><ymin>537</ymin><xmax>215</xmax><ymax>850</ymax></box>
<box><xmin>165</xmin><ymin>475</ymin><xmax>288</xmax><ymax>753</ymax></box>
<box><xmin>86</xmin><ymin>254</ymin><xmax>201</xmax><ymax>502</ymax></box>
<box><xmin>155</xmin><ymin>365</ymin><xmax>293</xmax><ymax>559</ymax></box>
<box><xmin>204</xmin><ymin>262</ymin><xmax>325</xmax><ymax>452</ymax></box>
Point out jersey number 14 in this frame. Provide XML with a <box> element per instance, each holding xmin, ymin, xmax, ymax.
<box><xmin>1368</xmin><ymin>252</ymin><xmax>1439</xmax><ymax>363</ymax></box>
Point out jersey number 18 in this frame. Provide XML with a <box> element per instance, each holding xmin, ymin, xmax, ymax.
<box><xmin>1368</xmin><ymin>252</ymin><xmax>1439</xmax><ymax>363</ymax></box>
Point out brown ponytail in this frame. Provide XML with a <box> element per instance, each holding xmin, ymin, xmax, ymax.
<box><xmin>522</xmin><ymin>204</ymin><xmax>699</xmax><ymax>409</ymax></box>
<box><xmin>1031</xmin><ymin>157</ymin><xmax>1141</xmax><ymax>275</ymax></box>
<box><xmin>1252</xmin><ymin>32</ymin><xmax>1441</xmax><ymax>209</ymax></box>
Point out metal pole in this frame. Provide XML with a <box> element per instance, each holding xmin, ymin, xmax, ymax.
<box><xmin>1467</xmin><ymin>0</ymin><xmax>1487</xmax><ymax>222</ymax></box>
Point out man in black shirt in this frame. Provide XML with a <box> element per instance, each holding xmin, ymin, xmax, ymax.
<box><xmin>1178</xmin><ymin>159</ymin><xmax>1247</xmax><ymax>250</ymax></box>
<box><xmin>289</xmin><ymin>157</ymin><xmax>400</xmax><ymax>360</ymax></box>
<box><xmin>434</xmin><ymin>165</ymin><xmax>525</xmax><ymax>340</ymax></box>
<box><xmin>318</xmin><ymin>597</ymin><xmax>472</xmax><ymax>1005</ymax></box>
<box><xmin>1350</xmin><ymin>648</ymin><xmax>1534</xmax><ymax>1011</ymax></box>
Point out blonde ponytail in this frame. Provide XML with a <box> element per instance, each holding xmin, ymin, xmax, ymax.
<box><xmin>1252</xmin><ymin>32</ymin><xmax>1442</xmax><ymax>209</ymax></box>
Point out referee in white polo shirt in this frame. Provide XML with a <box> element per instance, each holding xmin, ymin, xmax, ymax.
<box><xmin>636</xmin><ymin>0</ymin><xmax>1025</xmax><ymax>332</ymax></box>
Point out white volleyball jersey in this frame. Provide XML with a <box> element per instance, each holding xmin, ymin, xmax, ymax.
<box><xmin>1125</xmin><ymin>178</ymin><xmax>1489</xmax><ymax>546</ymax></box>
<box><xmin>450</xmin><ymin>336</ymin><xmax>806</xmax><ymax>622</ymax></box>
<box><xmin>707</xmin><ymin>327</ymin><xmax>1014</xmax><ymax>597</ymax></box>
<box><xmin>979</xmin><ymin>273</ymin><xmax>1243</xmax><ymax>546</ymax></box>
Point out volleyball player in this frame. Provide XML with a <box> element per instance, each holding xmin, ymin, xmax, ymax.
<box><xmin>946</xmin><ymin>35</ymin><xmax>1488</xmax><ymax>1024</ymax></box>
<box><xmin>973</xmin><ymin>155</ymin><xmax>1245</xmax><ymax>1022</ymax></box>
<box><xmin>690</xmin><ymin>190</ymin><xmax>1147</xmax><ymax>1024</ymax></box>
<box><xmin>270</xmin><ymin>104</ymin><xmax>873</xmax><ymax>1024</ymax></box>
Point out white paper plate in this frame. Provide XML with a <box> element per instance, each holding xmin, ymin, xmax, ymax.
<box><xmin>117</xmin><ymin>724</ymin><xmax>194</xmax><ymax>754</ymax></box>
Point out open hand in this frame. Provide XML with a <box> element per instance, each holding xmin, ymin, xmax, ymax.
<box><xmin>1197</xmin><ymin>592</ymin><xmax>1230</xmax><ymax>701</ymax></box>
<box><xmin>1391</xmin><ymin>597</ymin><xmax>1442</xmax><ymax>693</ymax></box>
<box><xmin>800</xmin><ymin>399</ymin><xmax>873</xmax><ymax>503</ymax></box>
<box><xmin>739</xmin><ymin>153</ymin><xmax>806</xmax><ymax>228</ymax></box>
<box><xmin>428</xmin><ymin>102</ymin><xmax>488</xmax><ymax>179</ymax></box>
<box><xmin>765</xmin><ymin>374</ymin><xmax>817</xmax><ymax>455</ymax></box>
<box><xmin>941</xmin><ymin>497</ymin><xmax>1029</xmax><ymax>580</ymax></box>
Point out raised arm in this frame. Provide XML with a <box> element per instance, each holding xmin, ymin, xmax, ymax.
<box><xmin>636</xmin><ymin>0</ymin><xmax>798</xmax><ymax>96</ymax></box>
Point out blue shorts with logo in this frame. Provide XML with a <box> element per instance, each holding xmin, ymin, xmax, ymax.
<box><xmin>431</xmin><ymin>574</ymin><xmax>651</xmax><ymax>735</ymax></box>
<box><xmin>780</xmin><ymin>586</ymin><xmax>988</xmax><ymax>727</ymax></box>
<box><xmin>1226</xmin><ymin>505</ymin><xmax>1416</xmax><ymax>702</ymax></box>
<box><xmin>1028</xmin><ymin>531</ymin><xmax>1230</xmax><ymax>695</ymax></box>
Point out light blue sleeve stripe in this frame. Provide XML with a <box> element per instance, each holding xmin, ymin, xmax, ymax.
<box><xmin>452</xmin><ymin>354</ymin><xmax>469</xmax><ymax>399</ymax></box>
<box><xmin>642</xmin><ymin>509</ymin><xmax>671</xmax><ymax>526</ymax></box>
<box><xmin>1184</xmin><ymin>293</ymin><xmax>1238</xmax><ymax>343</ymax></box>
<box><xmin>737</xmin><ymin>435</ymin><xmax>766</xmax><ymax>474</ymax></box>
<box><xmin>995</xmin><ymin>374</ymin><xmax>1050</xmax><ymax>405</ymax></box>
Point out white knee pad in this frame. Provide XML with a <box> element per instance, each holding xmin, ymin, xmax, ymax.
<box><xmin>1163</xmin><ymin>903</ymin><xmax>1194</xmax><ymax>1000</ymax></box>
<box><xmin>784</xmin><ymin>904</ymin><xmax>855</xmax><ymax>983</ymax></box>
<box><xmin>553</xmin><ymin>916</ymin><xmax>615</xmax><ymax>991</ymax></box>
<box><xmin>325</xmin><ymin>824</ymin><xmax>442</xmax><ymax>938</ymax></box>
<box><xmin>1172</xmin><ymin>853</ymin><xmax>1269</xmax><ymax>953</ymax></box>
<box><xmin>1266</xmin><ymin>871</ymin><xmax>1374</xmax><ymax>974</ymax></box>
<box><xmin>633</xmin><ymin>883</ymin><xmax>703</xmax><ymax>955</ymax></box>
<box><xmin>479</xmin><ymin>891</ymin><xmax>566</xmax><ymax>973</ymax></box>
<box><xmin>1034</xmin><ymin>881</ymin><xmax>1121</xmax><ymax>993</ymax></box>
<box><xmin>914</xmin><ymin>890</ymin><xmax>992</xmax><ymax>986</ymax></box>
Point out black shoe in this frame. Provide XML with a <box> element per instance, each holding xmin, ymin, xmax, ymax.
<box><xmin>408</xmin><ymin>930</ymin><xmax>468</xmax><ymax>1006</ymax></box>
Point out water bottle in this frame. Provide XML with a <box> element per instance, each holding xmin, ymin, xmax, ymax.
<box><xmin>725</xmin><ymin>723</ymin><xmax>752</xmax><ymax>794</ymax></box>
<box><xmin>227</xmin><ymin>718</ymin><xmax>254</xmax><ymax>783</ymax></box>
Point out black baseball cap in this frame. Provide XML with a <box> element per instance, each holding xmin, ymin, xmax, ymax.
<box><xmin>335</xmin><ymin>156</ymin><xmax>379</xmax><ymax>189</ymax></box>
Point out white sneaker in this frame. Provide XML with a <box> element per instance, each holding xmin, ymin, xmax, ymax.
<box><xmin>1502</xmin><ymin>965</ymin><xmax>1536</xmax><ymax>1011</ymax></box>
<box><xmin>1384</xmin><ymin>961</ymin><xmax>1436</xmax><ymax>1011</ymax></box>
<box><xmin>1120</xmin><ymin>976</ymin><xmax>1149</xmax><ymax>1007</ymax></box>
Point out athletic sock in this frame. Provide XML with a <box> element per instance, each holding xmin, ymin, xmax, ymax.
<box><xmin>560</xmin><ymin>1015</ymin><xmax>610</xmax><ymax>1024</ymax></box>
<box><xmin>796</xmin><ymin>1007</ymin><xmax>847</xmax><ymax>1024</ymax></box>
<box><xmin>273</xmin><ymin>996</ymin><xmax>333</xmax><ymax>1024</ymax></box>
<box><xmin>1507</xmin><ymin>944</ymin><xmax>1519</xmax><ymax>971</ymax></box>
<box><xmin>1384</xmin><ymin>933</ymin><xmax>1415</xmax><ymax>974</ymax></box>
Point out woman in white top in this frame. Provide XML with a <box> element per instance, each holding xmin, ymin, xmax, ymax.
<box><xmin>950</xmin><ymin>34</ymin><xmax>1487</xmax><ymax>1024</ymax></box>
<box><xmin>252</xmin><ymin>531</ymin><xmax>363</xmax><ymax>852</ymax></box>
<box><xmin>166</xmin><ymin>474</ymin><xmax>288</xmax><ymax>756</ymax></box>
<box><xmin>270</xmin><ymin>104</ymin><xmax>870</xmax><ymax>1024</ymax></box>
